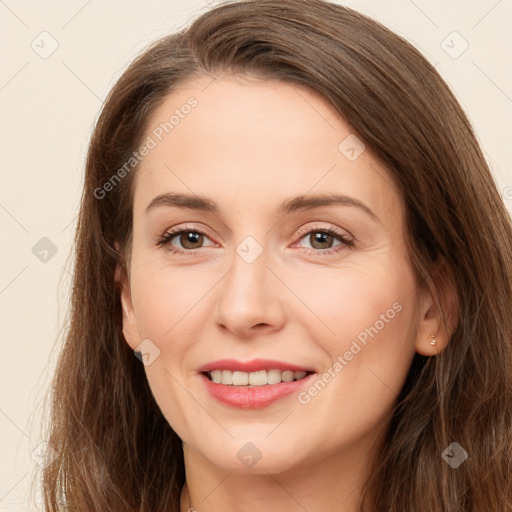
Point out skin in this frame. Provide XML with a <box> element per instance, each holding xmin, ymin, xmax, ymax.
<box><xmin>117</xmin><ymin>74</ymin><xmax>451</xmax><ymax>512</ymax></box>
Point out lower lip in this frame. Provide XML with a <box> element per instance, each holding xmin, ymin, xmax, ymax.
<box><xmin>200</xmin><ymin>373</ymin><xmax>315</xmax><ymax>409</ymax></box>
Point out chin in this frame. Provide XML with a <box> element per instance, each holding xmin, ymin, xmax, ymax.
<box><xmin>193</xmin><ymin>435</ymin><xmax>306</xmax><ymax>475</ymax></box>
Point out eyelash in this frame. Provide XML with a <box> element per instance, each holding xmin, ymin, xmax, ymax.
<box><xmin>156</xmin><ymin>224</ymin><xmax>355</xmax><ymax>257</ymax></box>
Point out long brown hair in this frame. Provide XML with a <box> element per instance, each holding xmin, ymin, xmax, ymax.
<box><xmin>38</xmin><ymin>0</ymin><xmax>512</xmax><ymax>510</ymax></box>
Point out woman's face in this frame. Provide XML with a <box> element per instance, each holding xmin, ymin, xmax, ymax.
<box><xmin>119</xmin><ymin>74</ymin><xmax>435</xmax><ymax>474</ymax></box>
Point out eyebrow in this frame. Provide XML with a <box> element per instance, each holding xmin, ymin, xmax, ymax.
<box><xmin>145</xmin><ymin>192</ymin><xmax>380</xmax><ymax>223</ymax></box>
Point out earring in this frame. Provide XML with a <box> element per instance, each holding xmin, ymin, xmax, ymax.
<box><xmin>429</xmin><ymin>335</ymin><xmax>437</xmax><ymax>346</ymax></box>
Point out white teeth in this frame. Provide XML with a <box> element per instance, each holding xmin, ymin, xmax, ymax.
<box><xmin>208</xmin><ymin>369</ymin><xmax>310</xmax><ymax>386</ymax></box>
<box><xmin>248</xmin><ymin>370</ymin><xmax>267</xmax><ymax>386</ymax></box>
<box><xmin>281</xmin><ymin>370</ymin><xmax>294</xmax><ymax>382</ymax></box>
<box><xmin>221</xmin><ymin>370</ymin><xmax>233</xmax><ymax>385</ymax></box>
<box><xmin>267</xmin><ymin>369</ymin><xmax>282</xmax><ymax>385</ymax></box>
<box><xmin>232</xmin><ymin>371</ymin><xmax>249</xmax><ymax>386</ymax></box>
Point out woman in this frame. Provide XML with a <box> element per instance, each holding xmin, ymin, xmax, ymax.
<box><xmin>39</xmin><ymin>0</ymin><xmax>512</xmax><ymax>510</ymax></box>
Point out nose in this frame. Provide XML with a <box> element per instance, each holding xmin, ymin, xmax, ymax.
<box><xmin>213</xmin><ymin>248</ymin><xmax>286</xmax><ymax>338</ymax></box>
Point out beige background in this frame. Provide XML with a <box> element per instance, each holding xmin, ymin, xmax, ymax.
<box><xmin>0</xmin><ymin>0</ymin><xmax>511</xmax><ymax>509</ymax></box>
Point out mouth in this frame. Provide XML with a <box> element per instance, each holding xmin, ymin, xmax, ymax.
<box><xmin>203</xmin><ymin>369</ymin><xmax>314</xmax><ymax>386</ymax></box>
<box><xmin>197</xmin><ymin>360</ymin><xmax>316</xmax><ymax>409</ymax></box>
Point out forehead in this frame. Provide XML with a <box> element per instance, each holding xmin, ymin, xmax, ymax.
<box><xmin>132</xmin><ymin>74</ymin><xmax>401</xmax><ymax>225</ymax></box>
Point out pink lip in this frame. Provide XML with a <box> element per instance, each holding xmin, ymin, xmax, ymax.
<box><xmin>197</xmin><ymin>359</ymin><xmax>316</xmax><ymax>409</ymax></box>
<box><xmin>201</xmin><ymin>374</ymin><xmax>315</xmax><ymax>409</ymax></box>
<box><xmin>197</xmin><ymin>358</ymin><xmax>313</xmax><ymax>373</ymax></box>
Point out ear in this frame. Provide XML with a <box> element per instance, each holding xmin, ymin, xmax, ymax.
<box><xmin>415</xmin><ymin>255</ymin><xmax>459</xmax><ymax>356</ymax></box>
<box><xmin>114</xmin><ymin>242</ymin><xmax>141</xmax><ymax>351</ymax></box>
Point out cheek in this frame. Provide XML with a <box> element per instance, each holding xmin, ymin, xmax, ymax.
<box><xmin>128</xmin><ymin>261</ymin><xmax>208</xmax><ymax>439</ymax></box>
<box><xmin>290</xmin><ymin>254</ymin><xmax>419</xmax><ymax>410</ymax></box>
<box><xmin>292</xmin><ymin>258</ymin><xmax>420</xmax><ymax>441</ymax></box>
<box><xmin>130</xmin><ymin>258</ymin><xmax>216</xmax><ymax>341</ymax></box>
<box><xmin>283</xmin><ymin>253</ymin><xmax>417</xmax><ymax>356</ymax></box>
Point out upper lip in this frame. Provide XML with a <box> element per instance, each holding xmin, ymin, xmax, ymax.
<box><xmin>197</xmin><ymin>359</ymin><xmax>314</xmax><ymax>373</ymax></box>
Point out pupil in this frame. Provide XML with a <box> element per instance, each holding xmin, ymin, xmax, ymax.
<box><xmin>312</xmin><ymin>232</ymin><xmax>332</xmax><ymax>249</ymax></box>
<box><xmin>182</xmin><ymin>232</ymin><xmax>202</xmax><ymax>249</ymax></box>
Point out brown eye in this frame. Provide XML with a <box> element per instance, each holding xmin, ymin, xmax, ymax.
<box><xmin>309</xmin><ymin>231</ymin><xmax>335</xmax><ymax>250</ymax></box>
<box><xmin>294</xmin><ymin>226</ymin><xmax>354</xmax><ymax>255</ymax></box>
<box><xmin>177</xmin><ymin>231</ymin><xmax>204</xmax><ymax>249</ymax></box>
<box><xmin>157</xmin><ymin>227</ymin><xmax>216</xmax><ymax>255</ymax></box>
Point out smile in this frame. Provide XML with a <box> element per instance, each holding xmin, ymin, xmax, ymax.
<box><xmin>206</xmin><ymin>369</ymin><xmax>310</xmax><ymax>386</ymax></box>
